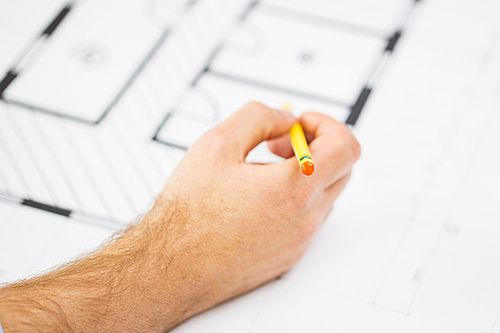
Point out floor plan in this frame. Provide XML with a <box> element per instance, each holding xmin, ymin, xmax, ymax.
<box><xmin>1</xmin><ymin>0</ymin><xmax>500</xmax><ymax>331</ymax></box>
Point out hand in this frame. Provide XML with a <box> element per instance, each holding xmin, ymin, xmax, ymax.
<box><xmin>0</xmin><ymin>102</ymin><xmax>360</xmax><ymax>332</ymax></box>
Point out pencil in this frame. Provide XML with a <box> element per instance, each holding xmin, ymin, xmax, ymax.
<box><xmin>283</xmin><ymin>105</ymin><xmax>315</xmax><ymax>176</ymax></box>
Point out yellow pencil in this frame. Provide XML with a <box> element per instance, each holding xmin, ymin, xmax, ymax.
<box><xmin>283</xmin><ymin>104</ymin><xmax>315</xmax><ymax>176</ymax></box>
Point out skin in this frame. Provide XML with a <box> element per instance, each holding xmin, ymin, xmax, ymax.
<box><xmin>0</xmin><ymin>102</ymin><xmax>360</xmax><ymax>332</ymax></box>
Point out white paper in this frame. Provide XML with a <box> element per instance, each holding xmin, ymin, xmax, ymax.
<box><xmin>1</xmin><ymin>0</ymin><xmax>499</xmax><ymax>331</ymax></box>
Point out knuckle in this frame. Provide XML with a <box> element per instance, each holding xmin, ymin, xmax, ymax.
<box><xmin>351</xmin><ymin>135</ymin><xmax>362</xmax><ymax>161</ymax></box>
<box><xmin>243</xmin><ymin>101</ymin><xmax>274</xmax><ymax>119</ymax></box>
<box><xmin>335</xmin><ymin>126</ymin><xmax>360</xmax><ymax>159</ymax></box>
<box><xmin>341</xmin><ymin>128</ymin><xmax>361</xmax><ymax>161</ymax></box>
<box><xmin>244</xmin><ymin>101</ymin><xmax>266</xmax><ymax>111</ymax></box>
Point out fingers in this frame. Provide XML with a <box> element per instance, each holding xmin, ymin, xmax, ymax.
<box><xmin>267</xmin><ymin>133</ymin><xmax>294</xmax><ymax>159</ymax></box>
<box><xmin>211</xmin><ymin>102</ymin><xmax>296</xmax><ymax>162</ymax></box>
<box><xmin>304</xmin><ymin>113</ymin><xmax>359</xmax><ymax>190</ymax></box>
<box><xmin>268</xmin><ymin>124</ymin><xmax>314</xmax><ymax>159</ymax></box>
<box><xmin>284</xmin><ymin>112</ymin><xmax>360</xmax><ymax>190</ymax></box>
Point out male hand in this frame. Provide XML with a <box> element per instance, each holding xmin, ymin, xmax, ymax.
<box><xmin>0</xmin><ymin>102</ymin><xmax>360</xmax><ymax>332</ymax></box>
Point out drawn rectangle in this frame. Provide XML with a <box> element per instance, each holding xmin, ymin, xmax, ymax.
<box><xmin>0</xmin><ymin>0</ymin><xmax>68</xmax><ymax>74</ymax></box>
<box><xmin>2</xmin><ymin>0</ymin><xmax>167</xmax><ymax>124</ymax></box>
<box><xmin>210</xmin><ymin>8</ymin><xmax>386</xmax><ymax>106</ymax></box>
<box><xmin>262</xmin><ymin>0</ymin><xmax>410</xmax><ymax>34</ymax></box>
<box><xmin>155</xmin><ymin>73</ymin><xmax>349</xmax><ymax>150</ymax></box>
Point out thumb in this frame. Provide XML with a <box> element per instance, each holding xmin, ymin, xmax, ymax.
<box><xmin>217</xmin><ymin>102</ymin><xmax>296</xmax><ymax>161</ymax></box>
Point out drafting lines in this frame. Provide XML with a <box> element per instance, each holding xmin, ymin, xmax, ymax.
<box><xmin>0</xmin><ymin>0</ymin><xmax>423</xmax><ymax>228</ymax></box>
<box><xmin>0</xmin><ymin>0</ymin><xmax>252</xmax><ymax>228</ymax></box>
<box><xmin>0</xmin><ymin>0</ymin><xmax>212</xmax><ymax>228</ymax></box>
<box><xmin>153</xmin><ymin>0</ymin><xmax>423</xmax><ymax>150</ymax></box>
<box><xmin>0</xmin><ymin>0</ymin><xmax>198</xmax><ymax>125</ymax></box>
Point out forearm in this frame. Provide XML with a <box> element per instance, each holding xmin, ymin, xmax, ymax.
<box><xmin>0</xmin><ymin>199</ymin><xmax>212</xmax><ymax>333</ymax></box>
<box><xmin>0</xmin><ymin>286</ymin><xmax>72</xmax><ymax>332</ymax></box>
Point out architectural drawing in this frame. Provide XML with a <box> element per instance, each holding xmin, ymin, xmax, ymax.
<box><xmin>2</xmin><ymin>0</ymin><xmax>500</xmax><ymax>331</ymax></box>
<box><xmin>0</xmin><ymin>0</ymin><xmax>196</xmax><ymax>124</ymax></box>
<box><xmin>154</xmin><ymin>0</ymin><xmax>421</xmax><ymax>150</ymax></box>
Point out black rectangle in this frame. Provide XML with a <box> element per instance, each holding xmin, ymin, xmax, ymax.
<box><xmin>0</xmin><ymin>71</ymin><xmax>18</xmax><ymax>97</ymax></box>
<box><xmin>385</xmin><ymin>30</ymin><xmax>402</xmax><ymax>52</ymax></box>
<box><xmin>346</xmin><ymin>87</ymin><xmax>372</xmax><ymax>125</ymax></box>
<box><xmin>153</xmin><ymin>137</ymin><xmax>190</xmax><ymax>151</ymax></box>
<box><xmin>43</xmin><ymin>5</ymin><xmax>72</xmax><ymax>36</ymax></box>
<box><xmin>22</xmin><ymin>199</ymin><xmax>72</xmax><ymax>217</ymax></box>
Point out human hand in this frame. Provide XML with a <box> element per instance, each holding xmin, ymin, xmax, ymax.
<box><xmin>149</xmin><ymin>102</ymin><xmax>361</xmax><ymax>328</ymax></box>
<box><xmin>0</xmin><ymin>102</ymin><xmax>360</xmax><ymax>333</ymax></box>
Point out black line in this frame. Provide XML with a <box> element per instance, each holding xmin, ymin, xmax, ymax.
<box><xmin>0</xmin><ymin>190</ymin><xmax>123</xmax><ymax>230</ymax></box>
<box><xmin>152</xmin><ymin>137</ymin><xmax>189</xmax><ymax>151</ymax></box>
<box><xmin>152</xmin><ymin>111</ymin><xmax>174</xmax><ymax>139</ymax></box>
<box><xmin>191</xmin><ymin>67</ymin><xmax>208</xmax><ymax>87</ymax></box>
<box><xmin>0</xmin><ymin>4</ymin><xmax>72</xmax><ymax>102</ymax></box>
<box><xmin>191</xmin><ymin>43</ymin><xmax>224</xmax><ymax>86</ymax></box>
<box><xmin>386</xmin><ymin>30</ymin><xmax>402</xmax><ymax>52</ymax></box>
<box><xmin>22</xmin><ymin>199</ymin><xmax>72</xmax><ymax>217</ymax></box>
<box><xmin>346</xmin><ymin>87</ymin><xmax>372</xmax><ymax>125</ymax></box>
<box><xmin>0</xmin><ymin>71</ymin><xmax>18</xmax><ymax>98</ymax></box>
<box><xmin>6</xmin><ymin>28</ymin><xmax>171</xmax><ymax>126</ymax></box>
<box><xmin>43</xmin><ymin>4</ymin><xmax>72</xmax><ymax>36</ymax></box>
<box><xmin>95</xmin><ymin>29</ymin><xmax>171</xmax><ymax>124</ymax></box>
<box><xmin>208</xmin><ymin>70</ymin><xmax>348</xmax><ymax>108</ymax></box>
<box><xmin>239</xmin><ymin>0</ymin><xmax>259</xmax><ymax>21</ymax></box>
<box><xmin>259</xmin><ymin>3</ymin><xmax>387</xmax><ymax>39</ymax></box>
<box><xmin>186</xmin><ymin>0</ymin><xmax>201</xmax><ymax>7</ymax></box>
<box><xmin>4</xmin><ymin>99</ymin><xmax>97</xmax><ymax>125</ymax></box>
<box><xmin>0</xmin><ymin>189</ymin><xmax>22</xmax><ymax>205</ymax></box>
<box><xmin>152</xmin><ymin>107</ymin><xmax>220</xmax><ymax>150</ymax></box>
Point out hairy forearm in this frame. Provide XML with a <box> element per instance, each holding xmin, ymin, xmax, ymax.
<box><xmin>0</xmin><ymin>287</ymin><xmax>72</xmax><ymax>332</ymax></box>
<box><xmin>0</xmin><ymin>199</ymin><xmax>214</xmax><ymax>333</ymax></box>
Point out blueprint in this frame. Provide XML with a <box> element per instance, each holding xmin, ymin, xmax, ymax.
<box><xmin>1</xmin><ymin>0</ymin><xmax>500</xmax><ymax>331</ymax></box>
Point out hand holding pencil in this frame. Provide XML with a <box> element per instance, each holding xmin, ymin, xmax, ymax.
<box><xmin>0</xmin><ymin>102</ymin><xmax>361</xmax><ymax>332</ymax></box>
<box><xmin>159</xmin><ymin>102</ymin><xmax>360</xmax><ymax>328</ymax></box>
